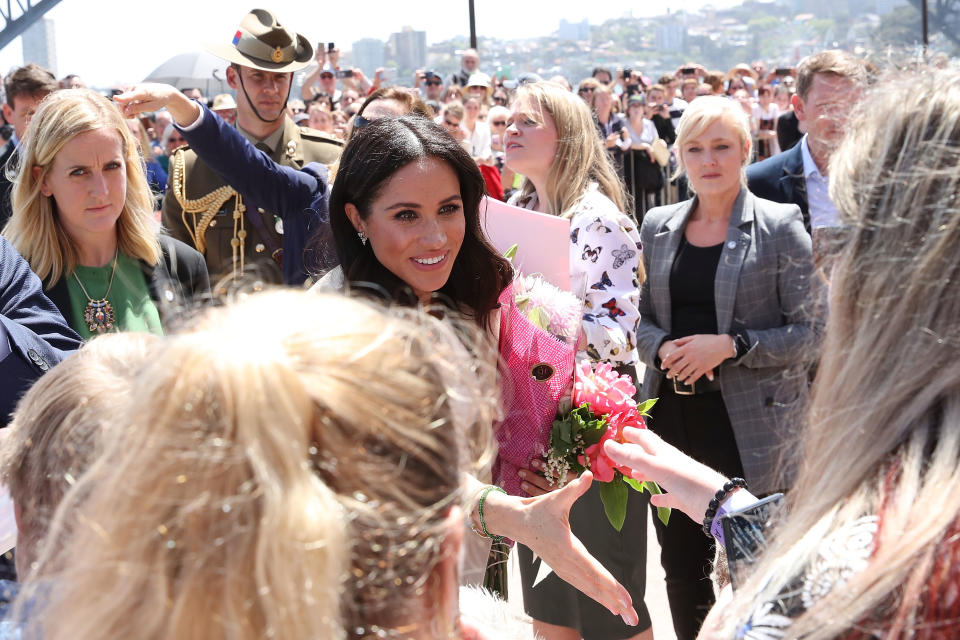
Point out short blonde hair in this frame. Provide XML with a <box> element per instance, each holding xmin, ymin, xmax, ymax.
<box><xmin>673</xmin><ymin>95</ymin><xmax>753</xmax><ymax>192</ymax></box>
<box><xmin>21</xmin><ymin>290</ymin><xmax>497</xmax><ymax>640</ymax></box>
<box><xmin>2</xmin><ymin>88</ymin><xmax>160</xmax><ymax>285</ymax></box>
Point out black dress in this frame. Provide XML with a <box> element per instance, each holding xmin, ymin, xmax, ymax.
<box><xmin>649</xmin><ymin>236</ymin><xmax>746</xmax><ymax>640</ymax></box>
<box><xmin>516</xmin><ymin>362</ymin><xmax>652</xmax><ymax>639</ymax></box>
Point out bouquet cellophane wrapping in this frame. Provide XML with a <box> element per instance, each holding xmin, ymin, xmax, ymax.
<box><xmin>493</xmin><ymin>281</ymin><xmax>579</xmax><ymax>497</ymax></box>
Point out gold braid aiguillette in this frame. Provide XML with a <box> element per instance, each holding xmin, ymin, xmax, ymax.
<box><xmin>171</xmin><ymin>148</ymin><xmax>247</xmax><ymax>277</ymax></box>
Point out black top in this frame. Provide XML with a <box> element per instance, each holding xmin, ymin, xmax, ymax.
<box><xmin>669</xmin><ymin>235</ymin><xmax>723</xmax><ymax>337</ymax></box>
<box><xmin>651</xmin><ymin>113</ymin><xmax>676</xmax><ymax>146</ymax></box>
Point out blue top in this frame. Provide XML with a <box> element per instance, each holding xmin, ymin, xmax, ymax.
<box><xmin>0</xmin><ymin>236</ymin><xmax>82</xmax><ymax>423</ymax></box>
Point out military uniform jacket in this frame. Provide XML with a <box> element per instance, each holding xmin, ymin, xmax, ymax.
<box><xmin>161</xmin><ymin>112</ymin><xmax>341</xmax><ymax>285</ymax></box>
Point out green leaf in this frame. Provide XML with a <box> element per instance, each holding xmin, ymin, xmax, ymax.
<box><xmin>624</xmin><ymin>477</ymin><xmax>644</xmax><ymax>492</ymax></box>
<box><xmin>656</xmin><ymin>505</ymin><xmax>671</xmax><ymax>526</ymax></box>
<box><xmin>641</xmin><ymin>481</ymin><xmax>662</xmax><ymax>496</ymax></box>
<box><xmin>636</xmin><ymin>398</ymin><xmax>658</xmax><ymax>417</ymax></box>
<box><xmin>598</xmin><ymin>474</ymin><xmax>629</xmax><ymax>531</ymax></box>
<box><xmin>504</xmin><ymin>244</ymin><xmax>518</xmax><ymax>261</ymax></box>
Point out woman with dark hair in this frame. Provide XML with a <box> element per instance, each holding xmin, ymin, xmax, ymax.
<box><xmin>323</xmin><ymin>115</ymin><xmax>509</xmax><ymax>326</ymax></box>
<box><xmin>117</xmin><ymin>83</ymin><xmax>642</xmax><ymax>625</ymax></box>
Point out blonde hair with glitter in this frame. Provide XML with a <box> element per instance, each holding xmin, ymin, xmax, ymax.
<box><xmin>20</xmin><ymin>290</ymin><xmax>497</xmax><ymax>640</ymax></box>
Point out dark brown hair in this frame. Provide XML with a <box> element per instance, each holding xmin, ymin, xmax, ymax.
<box><xmin>329</xmin><ymin>115</ymin><xmax>512</xmax><ymax>330</ymax></box>
<box><xmin>4</xmin><ymin>63</ymin><xmax>56</xmax><ymax>106</ymax></box>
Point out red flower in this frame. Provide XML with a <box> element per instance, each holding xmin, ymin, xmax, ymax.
<box><xmin>578</xmin><ymin>410</ymin><xmax>647</xmax><ymax>482</ymax></box>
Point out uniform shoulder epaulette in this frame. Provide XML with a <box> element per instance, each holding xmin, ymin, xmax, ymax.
<box><xmin>298</xmin><ymin>127</ymin><xmax>344</xmax><ymax>147</ymax></box>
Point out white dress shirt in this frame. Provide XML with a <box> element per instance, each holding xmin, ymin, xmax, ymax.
<box><xmin>800</xmin><ymin>134</ymin><xmax>840</xmax><ymax>229</ymax></box>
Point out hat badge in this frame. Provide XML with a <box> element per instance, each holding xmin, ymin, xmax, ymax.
<box><xmin>272</xmin><ymin>47</ymin><xmax>284</xmax><ymax>63</ymax></box>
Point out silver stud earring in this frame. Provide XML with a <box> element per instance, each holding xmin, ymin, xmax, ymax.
<box><xmin>358</xmin><ymin>230</ymin><xmax>367</xmax><ymax>246</ymax></box>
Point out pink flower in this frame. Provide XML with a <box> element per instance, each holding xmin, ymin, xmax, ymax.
<box><xmin>578</xmin><ymin>410</ymin><xmax>648</xmax><ymax>482</ymax></box>
<box><xmin>573</xmin><ymin>361</ymin><xmax>638</xmax><ymax>416</ymax></box>
<box><xmin>579</xmin><ymin>431</ymin><xmax>617</xmax><ymax>482</ymax></box>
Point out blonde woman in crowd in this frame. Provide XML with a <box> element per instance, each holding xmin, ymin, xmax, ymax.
<box><xmin>12</xmin><ymin>290</ymin><xmax>533</xmax><ymax>639</ymax></box>
<box><xmin>2</xmin><ymin>89</ymin><xmax>208</xmax><ymax>339</ymax></box>
<box><xmin>505</xmin><ymin>80</ymin><xmax>652</xmax><ymax>640</ymax></box>
<box><xmin>633</xmin><ymin>95</ymin><xmax>817</xmax><ymax>639</ymax></box>
<box><xmin>607</xmin><ymin>66</ymin><xmax>960</xmax><ymax>639</ymax></box>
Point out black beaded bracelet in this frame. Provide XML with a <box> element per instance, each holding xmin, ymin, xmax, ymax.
<box><xmin>702</xmin><ymin>477</ymin><xmax>748</xmax><ymax>537</ymax></box>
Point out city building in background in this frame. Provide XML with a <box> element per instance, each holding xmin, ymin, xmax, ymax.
<box><xmin>388</xmin><ymin>26</ymin><xmax>426</xmax><ymax>76</ymax></box>
<box><xmin>352</xmin><ymin>38</ymin><xmax>386</xmax><ymax>77</ymax></box>
<box><xmin>558</xmin><ymin>19</ymin><xmax>589</xmax><ymax>41</ymax></box>
<box><xmin>22</xmin><ymin>17</ymin><xmax>56</xmax><ymax>74</ymax></box>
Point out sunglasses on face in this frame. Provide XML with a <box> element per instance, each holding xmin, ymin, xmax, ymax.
<box><xmin>579</xmin><ymin>87</ymin><xmax>595</xmax><ymax>93</ymax></box>
<box><xmin>425</xmin><ymin>80</ymin><xmax>442</xmax><ymax>86</ymax></box>
<box><xmin>491</xmin><ymin>120</ymin><xmax>506</xmax><ymax>126</ymax></box>
<box><xmin>353</xmin><ymin>115</ymin><xmax>374</xmax><ymax>129</ymax></box>
<box><xmin>444</xmin><ymin>119</ymin><xmax>460</xmax><ymax>127</ymax></box>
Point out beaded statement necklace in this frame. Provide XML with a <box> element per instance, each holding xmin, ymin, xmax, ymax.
<box><xmin>73</xmin><ymin>249</ymin><xmax>118</xmax><ymax>334</ymax></box>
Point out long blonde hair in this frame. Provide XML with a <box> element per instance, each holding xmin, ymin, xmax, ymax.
<box><xmin>514</xmin><ymin>82</ymin><xmax>628</xmax><ymax>218</ymax></box>
<box><xmin>2</xmin><ymin>88</ymin><xmax>160</xmax><ymax>285</ymax></box>
<box><xmin>718</xmin><ymin>66</ymin><xmax>960</xmax><ymax>639</ymax></box>
<box><xmin>19</xmin><ymin>290</ymin><xmax>497</xmax><ymax>640</ymax></box>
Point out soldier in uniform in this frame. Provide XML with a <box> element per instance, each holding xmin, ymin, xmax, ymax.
<box><xmin>162</xmin><ymin>8</ymin><xmax>342</xmax><ymax>286</ymax></box>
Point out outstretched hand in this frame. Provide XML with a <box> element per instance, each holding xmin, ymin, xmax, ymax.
<box><xmin>512</xmin><ymin>471</ymin><xmax>639</xmax><ymax>626</ymax></box>
<box><xmin>603</xmin><ymin>427</ymin><xmax>729</xmax><ymax>522</ymax></box>
<box><xmin>113</xmin><ymin>84</ymin><xmax>201</xmax><ymax>128</ymax></box>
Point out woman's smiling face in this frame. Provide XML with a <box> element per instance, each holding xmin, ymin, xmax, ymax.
<box><xmin>345</xmin><ymin>157</ymin><xmax>466</xmax><ymax>302</ymax></box>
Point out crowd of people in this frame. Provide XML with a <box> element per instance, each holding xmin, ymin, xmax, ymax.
<box><xmin>0</xmin><ymin>6</ymin><xmax>958</xmax><ymax>640</ymax></box>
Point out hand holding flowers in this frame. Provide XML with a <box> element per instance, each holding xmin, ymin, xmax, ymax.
<box><xmin>544</xmin><ymin>361</ymin><xmax>670</xmax><ymax>530</ymax></box>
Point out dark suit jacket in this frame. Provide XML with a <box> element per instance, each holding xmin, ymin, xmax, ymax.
<box><xmin>0</xmin><ymin>236</ymin><xmax>82</xmax><ymax>424</ymax></box>
<box><xmin>177</xmin><ymin>104</ymin><xmax>336</xmax><ymax>281</ymax></box>
<box><xmin>776</xmin><ymin>110</ymin><xmax>801</xmax><ymax>152</ymax></box>
<box><xmin>746</xmin><ymin>142</ymin><xmax>809</xmax><ymax>232</ymax></box>
<box><xmin>45</xmin><ymin>236</ymin><xmax>209</xmax><ymax>331</ymax></box>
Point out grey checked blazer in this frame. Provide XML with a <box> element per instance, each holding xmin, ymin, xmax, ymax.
<box><xmin>636</xmin><ymin>188</ymin><xmax>822</xmax><ymax>494</ymax></box>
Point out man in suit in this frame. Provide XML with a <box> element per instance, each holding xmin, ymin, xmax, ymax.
<box><xmin>162</xmin><ymin>9</ymin><xmax>342</xmax><ymax>286</ymax></box>
<box><xmin>1</xmin><ymin>236</ymin><xmax>81</xmax><ymax>425</ymax></box>
<box><xmin>0</xmin><ymin>64</ymin><xmax>58</xmax><ymax>228</ymax></box>
<box><xmin>747</xmin><ymin>50</ymin><xmax>870</xmax><ymax>233</ymax></box>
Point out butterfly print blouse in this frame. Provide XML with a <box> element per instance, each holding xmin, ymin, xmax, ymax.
<box><xmin>511</xmin><ymin>184</ymin><xmax>642</xmax><ymax>365</ymax></box>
